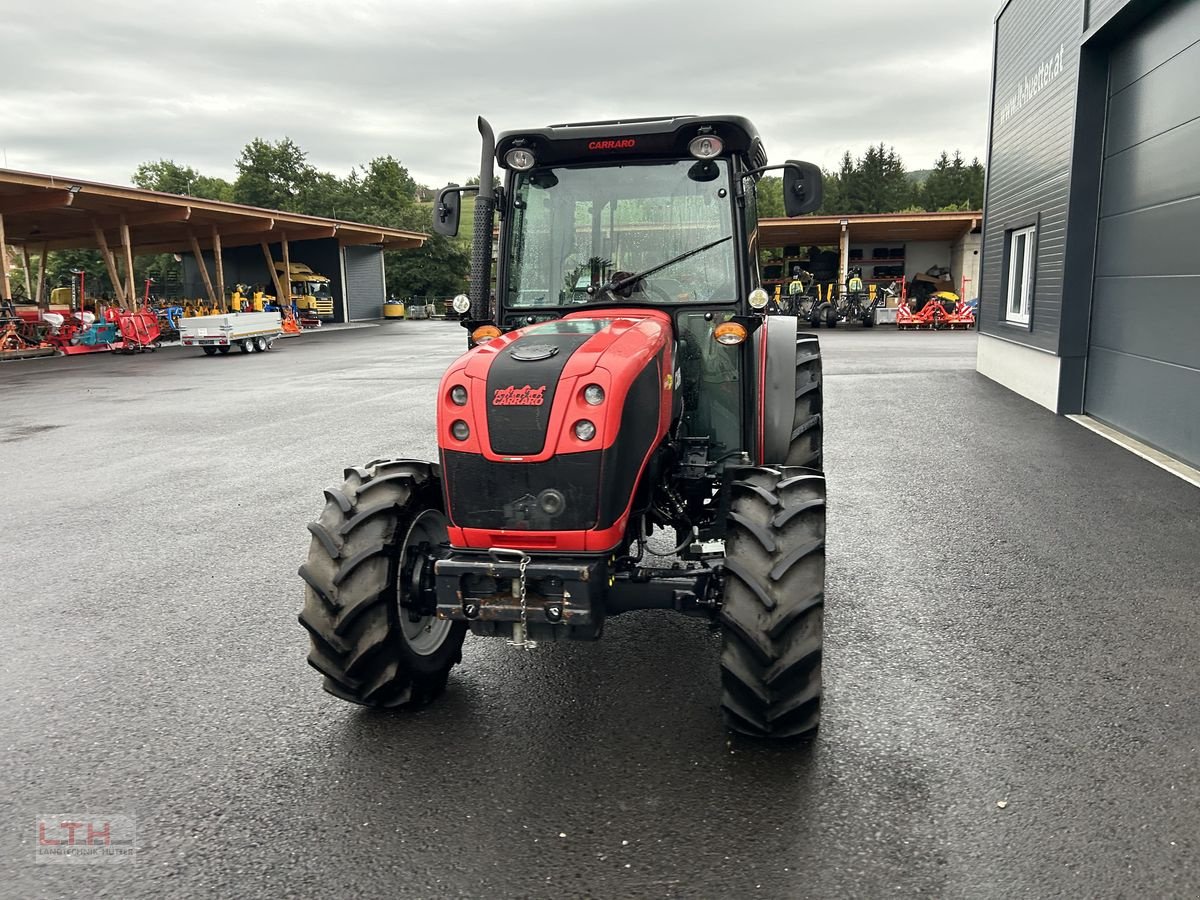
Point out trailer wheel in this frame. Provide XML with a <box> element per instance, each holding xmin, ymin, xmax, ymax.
<box><xmin>239</xmin><ymin>341</ymin><xmax>252</xmax><ymax>354</ymax></box>
<box><xmin>203</xmin><ymin>346</ymin><xmax>218</xmax><ymax>356</ymax></box>
<box><xmin>720</xmin><ymin>466</ymin><xmax>825</xmax><ymax>740</ymax></box>
<box><xmin>218</xmin><ymin>345</ymin><xmax>231</xmax><ymax>354</ymax></box>
<box><xmin>784</xmin><ymin>333</ymin><xmax>823</xmax><ymax>470</ymax></box>
<box><xmin>254</xmin><ymin>336</ymin><xmax>268</xmax><ymax>352</ymax></box>
<box><xmin>298</xmin><ymin>459</ymin><xmax>467</xmax><ymax>708</ymax></box>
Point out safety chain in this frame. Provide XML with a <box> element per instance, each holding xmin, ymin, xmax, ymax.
<box><xmin>507</xmin><ymin>553</ymin><xmax>537</xmax><ymax>650</ymax></box>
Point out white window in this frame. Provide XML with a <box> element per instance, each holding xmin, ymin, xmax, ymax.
<box><xmin>1006</xmin><ymin>226</ymin><xmax>1035</xmax><ymax>325</ymax></box>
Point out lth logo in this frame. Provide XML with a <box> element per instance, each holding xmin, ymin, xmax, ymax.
<box><xmin>493</xmin><ymin>385</ymin><xmax>547</xmax><ymax>406</ymax></box>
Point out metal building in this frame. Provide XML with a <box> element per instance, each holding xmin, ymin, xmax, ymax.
<box><xmin>978</xmin><ymin>0</ymin><xmax>1200</xmax><ymax>469</ymax></box>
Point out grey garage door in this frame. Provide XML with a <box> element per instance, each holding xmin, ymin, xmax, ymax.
<box><xmin>343</xmin><ymin>246</ymin><xmax>385</xmax><ymax>321</ymax></box>
<box><xmin>1085</xmin><ymin>0</ymin><xmax>1200</xmax><ymax>467</ymax></box>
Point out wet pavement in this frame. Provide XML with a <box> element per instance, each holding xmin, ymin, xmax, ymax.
<box><xmin>2</xmin><ymin>322</ymin><xmax>1196</xmax><ymax>898</ymax></box>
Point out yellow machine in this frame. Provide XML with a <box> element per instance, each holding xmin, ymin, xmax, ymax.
<box><xmin>230</xmin><ymin>286</ymin><xmax>273</xmax><ymax>312</ymax></box>
<box><xmin>273</xmin><ymin>262</ymin><xmax>334</xmax><ymax>320</ymax></box>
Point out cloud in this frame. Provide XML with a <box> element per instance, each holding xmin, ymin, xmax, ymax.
<box><xmin>3</xmin><ymin>0</ymin><xmax>995</xmax><ymax>189</ymax></box>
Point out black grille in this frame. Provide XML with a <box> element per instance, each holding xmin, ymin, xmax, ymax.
<box><xmin>442</xmin><ymin>449</ymin><xmax>601</xmax><ymax>531</ymax></box>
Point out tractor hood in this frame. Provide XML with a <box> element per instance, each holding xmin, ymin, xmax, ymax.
<box><xmin>437</xmin><ymin>308</ymin><xmax>674</xmax><ymax>552</ymax></box>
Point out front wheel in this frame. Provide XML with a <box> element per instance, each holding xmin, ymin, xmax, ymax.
<box><xmin>720</xmin><ymin>466</ymin><xmax>825</xmax><ymax>740</ymax></box>
<box><xmin>298</xmin><ymin>459</ymin><xmax>466</xmax><ymax>708</ymax></box>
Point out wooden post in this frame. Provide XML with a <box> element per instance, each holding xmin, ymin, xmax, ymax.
<box><xmin>280</xmin><ymin>232</ymin><xmax>292</xmax><ymax>305</ymax></box>
<box><xmin>121</xmin><ymin>217</ymin><xmax>137</xmax><ymax>311</ymax></box>
<box><xmin>36</xmin><ymin>242</ymin><xmax>48</xmax><ymax>307</ymax></box>
<box><xmin>0</xmin><ymin>213</ymin><xmax>11</xmax><ymax>300</ymax></box>
<box><xmin>21</xmin><ymin>246</ymin><xmax>33</xmax><ymax>303</ymax></box>
<box><xmin>212</xmin><ymin>225</ymin><xmax>226</xmax><ymax>311</ymax></box>
<box><xmin>261</xmin><ymin>241</ymin><xmax>284</xmax><ymax>300</ymax></box>
<box><xmin>94</xmin><ymin>223</ymin><xmax>128</xmax><ymax>306</ymax></box>
<box><xmin>188</xmin><ymin>231</ymin><xmax>217</xmax><ymax>307</ymax></box>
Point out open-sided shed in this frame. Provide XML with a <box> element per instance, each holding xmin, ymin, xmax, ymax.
<box><xmin>0</xmin><ymin>168</ymin><xmax>426</xmax><ymax>321</ymax></box>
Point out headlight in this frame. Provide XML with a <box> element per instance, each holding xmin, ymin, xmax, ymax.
<box><xmin>689</xmin><ymin>135</ymin><xmax>723</xmax><ymax>160</ymax></box>
<box><xmin>450</xmin><ymin>385</ymin><xmax>468</xmax><ymax>406</ymax></box>
<box><xmin>583</xmin><ymin>384</ymin><xmax>605</xmax><ymax>406</ymax></box>
<box><xmin>505</xmin><ymin>148</ymin><xmax>536</xmax><ymax>171</ymax></box>
<box><xmin>451</xmin><ymin>294</ymin><xmax>470</xmax><ymax>314</ymax></box>
<box><xmin>574</xmin><ymin>420</ymin><xmax>596</xmax><ymax>442</ymax></box>
<box><xmin>451</xmin><ymin>420</ymin><xmax>470</xmax><ymax>441</ymax></box>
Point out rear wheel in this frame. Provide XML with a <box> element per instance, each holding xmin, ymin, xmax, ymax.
<box><xmin>218</xmin><ymin>345</ymin><xmax>231</xmax><ymax>354</ymax></box>
<box><xmin>784</xmin><ymin>333</ymin><xmax>823</xmax><ymax>469</ymax></box>
<box><xmin>202</xmin><ymin>346</ymin><xmax>217</xmax><ymax>356</ymax></box>
<box><xmin>298</xmin><ymin>459</ymin><xmax>467</xmax><ymax>708</ymax></box>
<box><xmin>720</xmin><ymin>466</ymin><xmax>825</xmax><ymax>740</ymax></box>
<box><xmin>239</xmin><ymin>341</ymin><xmax>252</xmax><ymax>354</ymax></box>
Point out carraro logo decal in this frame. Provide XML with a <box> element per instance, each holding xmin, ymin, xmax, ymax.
<box><xmin>588</xmin><ymin>139</ymin><xmax>636</xmax><ymax>151</ymax></box>
<box><xmin>492</xmin><ymin>385</ymin><xmax>547</xmax><ymax>406</ymax></box>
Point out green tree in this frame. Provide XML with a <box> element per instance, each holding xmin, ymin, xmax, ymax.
<box><xmin>132</xmin><ymin>160</ymin><xmax>233</xmax><ymax>200</ymax></box>
<box><xmin>232</xmin><ymin>138</ymin><xmax>315</xmax><ymax>211</ymax></box>
<box><xmin>387</xmin><ymin>233</ymin><xmax>468</xmax><ymax>298</ymax></box>
<box><xmin>921</xmin><ymin>151</ymin><xmax>985</xmax><ymax>211</ymax></box>
<box><xmin>756</xmin><ymin>176</ymin><xmax>784</xmax><ymax>218</ymax></box>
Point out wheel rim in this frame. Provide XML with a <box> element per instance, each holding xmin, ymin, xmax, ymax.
<box><xmin>397</xmin><ymin>508</ymin><xmax>452</xmax><ymax>655</ymax></box>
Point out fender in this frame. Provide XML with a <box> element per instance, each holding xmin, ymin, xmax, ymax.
<box><xmin>754</xmin><ymin>314</ymin><xmax>800</xmax><ymax>465</ymax></box>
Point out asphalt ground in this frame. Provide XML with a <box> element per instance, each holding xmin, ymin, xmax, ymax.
<box><xmin>1</xmin><ymin>322</ymin><xmax>1196</xmax><ymax>899</ymax></box>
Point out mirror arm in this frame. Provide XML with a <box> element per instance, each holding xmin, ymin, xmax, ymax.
<box><xmin>741</xmin><ymin>162</ymin><xmax>803</xmax><ymax>181</ymax></box>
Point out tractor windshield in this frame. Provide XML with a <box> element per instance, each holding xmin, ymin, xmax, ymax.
<box><xmin>506</xmin><ymin>159</ymin><xmax>736</xmax><ymax>308</ymax></box>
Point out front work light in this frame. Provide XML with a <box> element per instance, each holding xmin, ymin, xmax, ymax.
<box><xmin>471</xmin><ymin>325</ymin><xmax>502</xmax><ymax>343</ymax></box>
<box><xmin>452</xmin><ymin>294</ymin><xmax>471</xmax><ymax>314</ymax></box>
<box><xmin>583</xmin><ymin>384</ymin><xmax>605</xmax><ymax>406</ymax></box>
<box><xmin>713</xmin><ymin>322</ymin><xmax>748</xmax><ymax>345</ymax></box>
<box><xmin>505</xmin><ymin>148</ymin><xmax>536</xmax><ymax>171</ymax></box>
<box><xmin>689</xmin><ymin>135</ymin><xmax>724</xmax><ymax>160</ymax></box>
<box><xmin>451</xmin><ymin>420</ymin><xmax>470</xmax><ymax>441</ymax></box>
<box><xmin>450</xmin><ymin>385</ymin><xmax>468</xmax><ymax>406</ymax></box>
<box><xmin>748</xmin><ymin>288</ymin><xmax>769</xmax><ymax>309</ymax></box>
<box><xmin>574</xmin><ymin>420</ymin><xmax>597</xmax><ymax>441</ymax></box>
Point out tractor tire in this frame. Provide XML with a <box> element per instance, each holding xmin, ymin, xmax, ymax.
<box><xmin>720</xmin><ymin>466</ymin><xmax>825</xmax><ymax>740</ymax></box>
<box><xmin>202</xmin><ymin>346</ymin><xmax>218</xmax><ymax>356</ymax></box>
<box><xmin>784</xmin><ymin>333</ymin><xmax>823</xmax><ymax>470</ymax></box>
<box><xmin>297</xmin><ymin>459</ymin><xmax>467</xmax><ymax>708</ymax></box>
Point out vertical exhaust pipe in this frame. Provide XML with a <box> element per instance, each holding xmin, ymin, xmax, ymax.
<box><xmin>470</xmin><ymin>117</ymin><xmax>496</xmax><ymax>321</ymax></box>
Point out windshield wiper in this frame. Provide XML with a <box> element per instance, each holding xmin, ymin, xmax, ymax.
<box><xmin>588</xmin><ymin>235</ymin><xmax>733</xmax><ymax>299</ymax></box>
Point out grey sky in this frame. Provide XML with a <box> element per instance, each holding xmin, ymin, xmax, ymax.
<box><xmin>3</xmin><ymin>0</ymin><xmax>995</xmax><ymax>190</ymax></box>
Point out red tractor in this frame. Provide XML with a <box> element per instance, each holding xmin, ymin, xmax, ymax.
<box><xmin>299</xmin><ymin>116</ymin><xmax>828</xmax><ymax>739</ymax></box>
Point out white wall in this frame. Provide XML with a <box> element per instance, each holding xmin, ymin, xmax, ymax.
<box><xmin>977</xmin><ymin>333</ymin><xmax>1062</xmax><ymax>411</ymax></box>
<box><xmin>952</xmin><ymin>232</ymin><xmax>982</xmax><ymax>300</ymax></box>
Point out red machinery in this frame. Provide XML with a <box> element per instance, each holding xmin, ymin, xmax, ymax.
<box><xmin>897</xmin><ymin>295</ymin><xmax>976</xmax><ymax>330</ymax></box>
<box><xmin>107</xmin><ymin>307</ymin><xmax>162</xmax><ymax>352</ymax></box>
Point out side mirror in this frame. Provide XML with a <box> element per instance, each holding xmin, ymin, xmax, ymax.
<box><xmin>783</xmin><ymin>161</ymin><xmax>823</xmax><ymax>217</ymax></box>
<box><xmin>433</xmin><ymin>185</ymin><xmax>462</xmax><ymax>237</ymax></box>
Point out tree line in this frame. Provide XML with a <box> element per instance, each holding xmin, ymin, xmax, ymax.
<box><xmin>757</xmin><ymin>146</ymin><xmax>985</xmax><ymax>217</ymax></box>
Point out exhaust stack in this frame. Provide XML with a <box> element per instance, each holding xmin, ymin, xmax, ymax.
<box><xmin>470</xmin><ymin>117</ymin><xmax>496</xmax><ymax>321</ymax></box>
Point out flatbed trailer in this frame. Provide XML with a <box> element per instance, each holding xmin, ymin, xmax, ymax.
<box><xmin>180</xmin><ymin>311</ymin><xmax>283</xmax><ymax>355</ymax></box>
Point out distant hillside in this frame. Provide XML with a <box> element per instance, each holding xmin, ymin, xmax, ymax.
<box><xmin>907</xmin><ymin>169</ymin><xmax>934</xmax><ymax>184</ymax></box>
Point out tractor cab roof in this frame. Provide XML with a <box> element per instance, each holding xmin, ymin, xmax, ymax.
<box><xmin>496</xmin><ymin>115</ymin><xmax>768</xmax><ymax>172</ymax></box>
